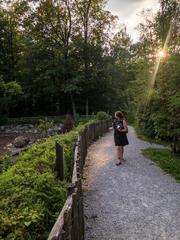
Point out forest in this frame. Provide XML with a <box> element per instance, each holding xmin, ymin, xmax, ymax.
<box><xmin>0</xmin><ymin>1</ymin><xmax>180</xmax><ymax>239</ymax></box>
<box><xmin>0</xmin><ymin>0</ymin><xmax>179</xmax><ymax>151</ymax></box>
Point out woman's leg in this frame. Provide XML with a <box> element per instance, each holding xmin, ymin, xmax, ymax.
<box><xmin>118</xmin><ymin>146</ymin><xmax>123</xmax><ymax>158</ymax></box>
<box><xmin>118</xmin><ymin>146</ymin><xmax>126</xmax><ymax>160</ymax></box>
<box><xmin>116</xmin><ymin>146</ymin><xmax>122</xmax><ymax>165</ymax></box>
<box><xmin>122</xmin><ymin>147</ymin><xmax>124</xmax><ymax>159</ymax></box>
<box><xmin>121</xmin><ymin>147</ymin><xmax>127</xmax><ymax>161</ymax></box>
<box><xmin>116</xmin><ymin>147</ymin><xmax>119</xmax><ymax>158</ymax></box>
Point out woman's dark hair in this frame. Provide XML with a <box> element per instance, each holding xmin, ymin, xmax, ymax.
<box><xmin>115</xmin><ymin>111</ymin><xmax>124</xmax><ymax>119</ymax></box>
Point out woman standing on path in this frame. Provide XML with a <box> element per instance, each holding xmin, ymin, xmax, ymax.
<box><xmin>113</xmin><ymin>111</ymin><xmax>129</xmax><ymax>165</ymax></box>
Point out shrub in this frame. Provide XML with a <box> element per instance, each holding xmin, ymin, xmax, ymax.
<box><xmin>36</xmin><ymin>118</ymin><xmax>54</xmax><ymax>137</ymax></box>
<box><xmin>0</xmin><ymin>152</ymin><xmax>13</xmax><ymax>173</ymax></box>
<box><xmin>96</xmin><ymin>111</ymin><xmax>109</xmax><ymax>121</ymax></box>
<box><xmin>0</xmin><ymin>121</ymin><xmax>90</xmax><ymax>239</ymax></box>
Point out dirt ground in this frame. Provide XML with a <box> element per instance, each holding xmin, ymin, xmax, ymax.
<box><xmin>0</xmin><ymin>133</ymin><xmax>34</xmax><ymax>157</ymax></box>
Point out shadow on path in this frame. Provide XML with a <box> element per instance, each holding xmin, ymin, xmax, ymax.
<box><xmin>83</xmin><ymin>127</ymin><xmax>180</xmax><ymax>240</ymax></box>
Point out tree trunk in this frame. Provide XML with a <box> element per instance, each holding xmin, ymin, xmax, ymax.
<box><xmin>173</xmin><ymin>136</ymin><xmax>180</xmax><ymax>154</ymax></box>
<box><xmin>32</xmin><ymin>94</ymin><xmax>36</xmax><ymax>112</ymax></box>
<box><xmin>86</xmin><ymin>98</ymin><xmax>89</xmax><ymax>118</ymax></box>
<box><xmin>70</xmin><ymin>94</ymin><xmax>76</xmax><ymax>120</ymax></box>
<box><xmin>83</xmin><ymin>0</ymin><xmax>92</xmax><ymax>118</ymax></box>
<box><xmin>9</xmin><ymin>17</ymin><xmax>15</xmax><ymax>81</ymax></box>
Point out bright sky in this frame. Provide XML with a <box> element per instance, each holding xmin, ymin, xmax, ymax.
<box><xmin>105</xmin><ymin>0</ymin><xmax>160</xmax><ymax>42</ymax></box>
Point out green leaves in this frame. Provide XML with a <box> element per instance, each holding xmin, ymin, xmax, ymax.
<box><xmin>4</xmin><ymin>81</ymin><xmax>22</xmax><ymax>95</ymax></box>
<box><xmin>130</xmin><ymin>0</ymin><xmax>180</xmax><ymax>153</ymax></box>
<box><xmin>96</xmin><ymin>111</ymin><xmax>109</xmax><ymax>120</ymax></box>
<box><xmin>0</xmin><ymin>78</ymin><xmax>22</xmax><ymax>95</ymax></box>
<box><xmin>0</xmin><ymin>121</ymin><xmax>95</xmax><ymax>239</ymax></box>
<box><xmin>0</xmin><ymin>78</ymin><xmax>22</xmax><ymax>114</ymax></box>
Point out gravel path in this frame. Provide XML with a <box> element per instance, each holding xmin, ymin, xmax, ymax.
<box><xmin>83</xmin><ymin>127</ymin><xmax>180</xmax><ymax>240</ymax></box>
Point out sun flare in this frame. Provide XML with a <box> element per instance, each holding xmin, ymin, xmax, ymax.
<box><xmin>157</xmin><ymin>50</ymin><xmax>165</xmax><ymax>58</ymax></box>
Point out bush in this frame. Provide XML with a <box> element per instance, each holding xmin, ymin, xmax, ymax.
<box><xmin>0</xmin><ymin>115</ymin><xmax>9</xmax><ymax>125</ymax></box>
<box><xmin>0</xmin><ymin>121</ymin><xmax>91</xmax><ymax>239</ymax></box>
<box><xmin>0</xmin><ymin>152</ymin><xmax>13</xmax><ymax>173</ymax></box>
<box><xmin>96</xmin><ymin>111</ymin><xmax>109</xmax><ymax>121</ymax></box>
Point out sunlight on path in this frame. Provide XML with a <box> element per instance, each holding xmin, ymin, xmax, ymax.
<box><xmin>83</xmin><ymin>127</ymin><xmax>180</xmax><ymax>240</ymax></box>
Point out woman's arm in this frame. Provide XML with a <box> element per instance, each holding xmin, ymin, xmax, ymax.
<box><xmin>112</xmin><ymin>119</ymin><xmax>116</xmax><ymax>129</ymax></box>
<box><xmin>119</xmin><ymin>120</ymin><xmax>128</xmax><ymax>132</ymax></box>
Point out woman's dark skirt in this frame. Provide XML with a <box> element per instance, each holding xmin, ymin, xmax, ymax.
<box><xmin>114</xmin><ymin>131</ymin><xmax>129</xmax><ymax>146</ymax></box>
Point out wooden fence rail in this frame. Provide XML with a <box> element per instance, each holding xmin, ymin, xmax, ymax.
<box><xmin>48</xmin><ymin>119</ymin><xmax>111</xmax><ymax>240</ymax></box>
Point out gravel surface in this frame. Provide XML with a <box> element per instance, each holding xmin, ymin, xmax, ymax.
<box><xmin>83</xmin><ymin>127</ymin><xmax>180</xmax><ymax>240</ymax></box>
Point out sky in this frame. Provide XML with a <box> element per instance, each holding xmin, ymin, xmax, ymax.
<box><xmin>105</xmin><ymin>0</ymin><xmax>160</xmax><ymax>42</ymax></box>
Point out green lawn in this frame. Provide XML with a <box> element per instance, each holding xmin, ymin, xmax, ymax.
<box><xmin>143</xmin><ymin>148</ymin><xmax>180</xmax><ymax>181</ymax></box>
<box><xmin>134</xmin><ymin>124</ymin><xmax>169</xmax><ymax>146</ymax></box>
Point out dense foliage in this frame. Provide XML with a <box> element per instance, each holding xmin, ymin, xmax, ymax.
<box><xmin>0</xmin><ymin>0</ymin><xmax>179</xmax><ymax>143</ymax></box>
<box><xmin>129</xmin><ymin>0</ymin><xmax>180</xmax><ymax>152</ymax></box>
<box><xmin>0</xmin><ymin>122</ymin><xmax>89</xmax><ymax>239</ymax></box>
<box><xmin>0</xmin><ymin>0</ymin><xmax>134</xmax><ymax>119</ymax></box>
<box><xmin>96</xmin><ymin>111</ymin><xmax>109</xmax><ymax>120</ymax></box>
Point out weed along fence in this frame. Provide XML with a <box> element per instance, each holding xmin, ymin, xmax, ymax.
<box><xmin>48</xmin><ymin>120</ymin><xmax>111</xmax><ymax>240</ymax></box>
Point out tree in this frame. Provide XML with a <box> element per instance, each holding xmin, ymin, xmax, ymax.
<box><xmin>0</xmin><ymin>76</ymin><xmax>22</xmax><ymax>115</ymax></box>
<box><xmin>74</xmin><ymin>0</ymin><xmax>115</xmax><ymax>115</ymax></box>
<box><xmin>131</xmin><ymin>0</ymin><xmax>180</xmax><ymax>152</ymax></box>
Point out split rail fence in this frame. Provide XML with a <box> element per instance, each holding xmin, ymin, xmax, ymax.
<box><xmin>48</xmin><ymin>119</ymin><xmax>111</xmax><ymax>240</ymax></box>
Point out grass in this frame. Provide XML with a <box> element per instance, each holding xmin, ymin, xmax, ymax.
<box><xmin>133</xmin><ymin>123</ymin><xmax>170</xmax><ymax>146</ymax></box>
<box><xmin>143</xmin><ymin>148</ymin><xmax>180</xmax><ymax>181</ymax></box>
<box><xmin>133</xmin><ymin>123</ymin><xmax>180</xmax><ymax>181</ymax></box>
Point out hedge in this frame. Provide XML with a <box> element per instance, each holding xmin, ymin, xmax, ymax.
<box><xmin>0</xmin><ymin>121</ymin><xmax>95</xmax><ymax>240</ymax></box>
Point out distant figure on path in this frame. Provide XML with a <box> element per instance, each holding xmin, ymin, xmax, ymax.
<box><xmin>62</xmin><ymin>114</ymin><xmax>74</xmax><ymax>133</ymax></box>
<box><xmin>113</xmin><ymin>111</ymin><xmax>129</xmax><ymax>165</ymax></box>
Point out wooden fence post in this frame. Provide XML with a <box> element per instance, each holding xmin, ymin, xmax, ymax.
<box><xmin>55</xmin><ymin>141</ymin><xmax>64</xmax><ymax>181</ymax></box>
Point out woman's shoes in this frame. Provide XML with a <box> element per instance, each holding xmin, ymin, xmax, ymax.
<box><xmin>116</xmin><ymin>157</ymin><xmax>126</xmax><ymax>166</ymax></box>
<box><xmin>116</xmin><ymin>161</ymin><xmax>122</xmax><ymax>166</ymax></box>
<box><xmin>119</xmin><ymin>157</ymin><xmax>126</xmax><ymax>162</ymax></box>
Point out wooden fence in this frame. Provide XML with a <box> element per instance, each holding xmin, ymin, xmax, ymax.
<box><xmin>48</xmin><ymin>120</ymin><xmax>111</xmax><ymax>240</ymax></box>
